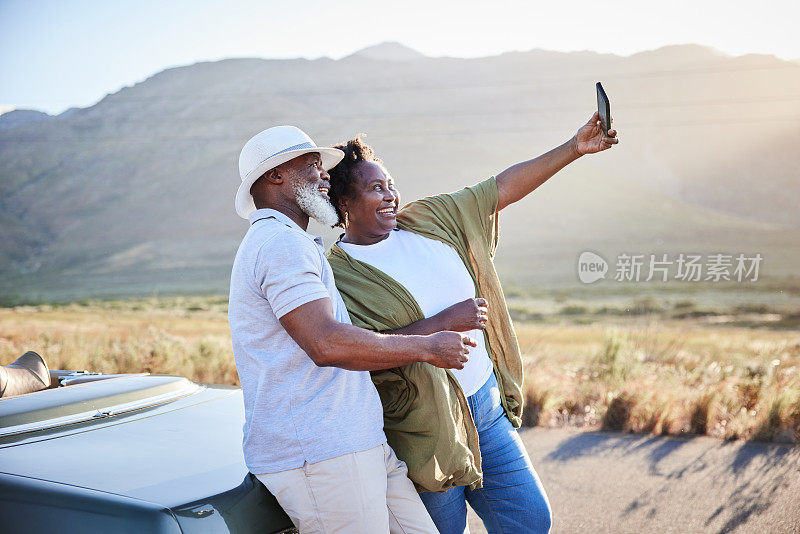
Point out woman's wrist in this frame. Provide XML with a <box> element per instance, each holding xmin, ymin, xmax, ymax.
<box><xmin>427</xmin><ymin>313</ymin><xmax>449</xmax><ymax>335</ymax></box>
<box><xmin>569</xmin><ymin>135</ymin><xmax>584</xmax><ymax>158</ymax></box>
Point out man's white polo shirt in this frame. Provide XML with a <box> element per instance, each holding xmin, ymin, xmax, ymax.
<box><xmin>228</xmin><ymin>208</ymin><xmax>385</xmax><ymax>474</ymax></box>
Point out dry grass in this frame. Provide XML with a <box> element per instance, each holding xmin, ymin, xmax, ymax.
<box><xmin>2</xmin><ymin>297</ymin><xmax>799</xmax><ymax>444</ymax></box>
<box><xmin>0</xmin><ymin>297</ymin><xmax>239</xmax><ymax>386</ymax></box>
<box><xmin>517</xmin><ymin>322</ymin><xmax>800</xmax><ymax>443</ymax></box>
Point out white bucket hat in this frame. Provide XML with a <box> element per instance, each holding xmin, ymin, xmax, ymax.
<box><xmin>236</xmin><ymin>125</ymin><xmax>344</xmax><ymax>219</ymax></box>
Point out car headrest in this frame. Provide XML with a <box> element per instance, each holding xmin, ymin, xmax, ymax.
<box><xmin>0</xmin><ymin>351</ymin><xmax>50</xmax><ymax>398</ymax></box>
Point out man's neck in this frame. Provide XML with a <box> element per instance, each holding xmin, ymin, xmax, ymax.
<box><xmin>256</xmin><ymin>199</ymin><xmax>310</xmax><ymax>231</ymax></box>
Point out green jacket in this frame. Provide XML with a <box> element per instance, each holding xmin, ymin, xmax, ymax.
<box><xmin>326</xmin><ymin>177</ymin><xmax>524</xmax><ymax>493</ymax></box>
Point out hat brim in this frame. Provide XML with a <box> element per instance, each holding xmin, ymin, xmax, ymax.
<box><xmin>235</xmin><ymin>147</ymin><xmax>344</xmax><ymax>219</ymax></box>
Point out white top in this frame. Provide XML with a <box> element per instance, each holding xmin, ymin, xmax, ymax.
<box><xmin>338</xmin><ymin>228</ymin><xmax>494</xmax><ymax>397</ymax></box>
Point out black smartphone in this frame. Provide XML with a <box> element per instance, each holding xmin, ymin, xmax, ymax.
<box><xmin>596</xmin><ymin>82</ymin><xmax>611</xmax><ymax>136</ymax></box>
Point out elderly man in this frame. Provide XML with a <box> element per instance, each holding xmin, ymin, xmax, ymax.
<box><xmin>228</xmin><ymin>125</ymin><xmax>475</xmax><ymax>533</ymax></box>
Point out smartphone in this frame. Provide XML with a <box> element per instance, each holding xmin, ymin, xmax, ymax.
<box><xmin>596</xmin><ymin>82</ymin><xmax>611</xmax><ymax>136</ymax></box>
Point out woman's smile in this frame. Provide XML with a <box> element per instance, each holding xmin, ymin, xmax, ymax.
<box><xmin>339</xmin><ymin>161</ymin><xmax>402</xmax><ymax>244</ymax></box>
<box><xmin>377</xmin><ymin>204</ymin><xmax>397</xmax><ymax>218</ymax></box>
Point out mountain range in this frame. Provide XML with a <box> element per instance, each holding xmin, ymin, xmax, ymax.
<box><xmin>1</xmin><ymin>42</ymin><xmax>798</xmax><ymax>303</ymax></box>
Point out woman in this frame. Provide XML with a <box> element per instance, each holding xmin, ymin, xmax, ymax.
<box><xmin>326</xmin><ymin>113</ymin><xmax>617</xmax><ymax>533</ymax></box>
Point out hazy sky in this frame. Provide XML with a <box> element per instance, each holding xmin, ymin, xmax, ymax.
<box><xmin>1</xmin><ymin>0</ymin><xmax>798</xmax><ymax>114</ymax></box>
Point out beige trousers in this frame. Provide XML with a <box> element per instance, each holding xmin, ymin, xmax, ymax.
<box><xmin>256</xmin><ymin>442</ymin><xmax>438</xmax><ymax>534</ymax></box>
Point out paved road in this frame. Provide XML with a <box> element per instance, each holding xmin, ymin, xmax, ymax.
<box><xmin>466</xmin><ymin>427</ymin><xmax>800</xmax><ymax>533</ymax></box>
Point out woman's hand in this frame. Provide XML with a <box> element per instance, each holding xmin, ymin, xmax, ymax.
<box><xmin>382</xmin><ymin>298</ymin><xmax>487</xmax><ymax>337</ymax></box>
<box><xmin>434</xmin><ymin>298</ymin><xmax>488</xmax><ymax>332</ymax></box>
<box><xmin>495</xmin><ymin>112</ymin><xmax>619</xmax><ymax>211</ymax></box>
<box><xmin>574</xmin><ymin>111</ymin><xmax>619</xmax><ymax>155</ymax></box>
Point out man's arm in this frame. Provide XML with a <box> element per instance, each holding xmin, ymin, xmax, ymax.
<box><xmin>279</xmin><ymin>297</ymin><xmax>476</xmax><ymax>371</ymax></box>
<box><xmin>495</xmin><ymin>111</ymin><xmax>618</xmax><ymax>211</ymax></box>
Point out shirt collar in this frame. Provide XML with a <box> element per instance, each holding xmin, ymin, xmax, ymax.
<box><xmin>249</xmin><ymin>208</ymin><xmax>324</xmax><ymax>246</ymax></box>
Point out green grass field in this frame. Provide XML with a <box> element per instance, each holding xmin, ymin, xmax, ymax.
<box><xmin>2</xmin><ymin>294</ymin><xmax>798</xmax><ymax>444</ymax></box>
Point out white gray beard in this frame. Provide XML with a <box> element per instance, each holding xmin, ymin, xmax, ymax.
<box><xmin>293</xmin><ymin>180</ymin><xmax>339</xmax><ymax>227</ymax></box>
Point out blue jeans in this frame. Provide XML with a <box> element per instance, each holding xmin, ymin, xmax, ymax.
<box><xmin>418</xmin><ymin>372</ymin><xmax>552</xmax><ymax>534</ymax></box>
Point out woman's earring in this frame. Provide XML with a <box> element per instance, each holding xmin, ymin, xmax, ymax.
<box><xmin>344</xmin><ymin>211</ymin><xmax>349</xmax><ymax>228</ymax></box>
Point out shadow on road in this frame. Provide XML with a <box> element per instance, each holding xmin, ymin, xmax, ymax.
<box><xmin>544</xmin><ymin>431</ymin><xmax>800</xmax><ymax>533</ymax></box>
<box><xmin>707</xmin><ymin>443</ymin><xmax>796</xmax><ymax>532</ymax></box>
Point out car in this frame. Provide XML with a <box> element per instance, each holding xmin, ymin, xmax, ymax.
<box><xmin>0</xmin><ymin>358</ymin><xmax>297</xmax><ymax>534</ymax></box>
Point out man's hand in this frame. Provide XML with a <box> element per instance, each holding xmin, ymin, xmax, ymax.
<box><xmin>434</xmin><ymin>298</ymin><xmax>488</xmax><ymax>332</ymax></box>
<box><xmin>574</xmin><ymin>111</ymin><xmax>619</xmax><ymax>155</ymax></box>
<box><xmin>280</xmin><ymin>297</ymin><xmax>478</xmax><ymax>371</ymax></box>
<box><xmin>425</xmin><ymin>331</ymin><xmax>477</xmax><ymax>370</ymax></box>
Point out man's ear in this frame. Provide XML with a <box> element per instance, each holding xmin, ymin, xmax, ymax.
<box><xmin>250</xmin><ymin>168</ymin><xmax>281</xmax><ymax>198</ymax></box>
<box><xmin>264</xmin><ymin>167</ymin><xmax>282</xmax><ymax>185</ymax></box>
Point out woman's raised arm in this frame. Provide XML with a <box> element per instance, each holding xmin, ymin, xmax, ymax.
<box><xmin>495</xmin><ymin>111</ymin><xmax>618</xmax><ymax>211</ymax></box>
